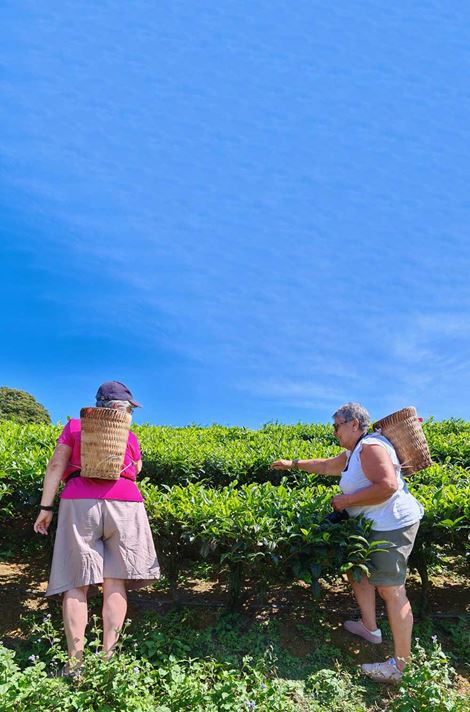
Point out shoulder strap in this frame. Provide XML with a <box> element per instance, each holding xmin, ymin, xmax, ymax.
<box><xmin>343</xmin><ymin>433</ymin><xmax>368</xmax><ymax>472</ymax></box>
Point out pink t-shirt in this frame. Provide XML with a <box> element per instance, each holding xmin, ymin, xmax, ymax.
<box><xmin>58</xmin><ymin>418</ymin><xmax>143</xmax><ymax>502</ymax></box>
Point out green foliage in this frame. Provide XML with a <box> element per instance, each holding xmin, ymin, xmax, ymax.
<box><xmin>0</xmin><ymin>418</ymin><xmax>468</xmax><ymax>500</ymax></box>
<box><xmin>0</xmin><ymin>387</ymin><xmax>51</xmax><ymax>425</ymax></box>
<box><xmin>423</xmin><ymin>419</ymin><xmax>470</xmax><ymax>469</ymax></box>
<box><xmin>135</xmin><ymin>421</ymin><xmax>340</xmax><ymax>487</ymax></box>
<box><xmin>435</xmin><ymin>617</ymin><xmax>470</xmax><ymax>667</ymax></box>
<box><xmin>408</xmin><ymin>463</ymin><xmax>470</xmax><ymax>606</ymax></box>
<box><xmin>0</xmin><ymin>418</ymin><xmax>468</xmax><ymax>602</ymax></box>
<box><xmin>1</xmin><ymin>417</ymin><xmax>468</xmax><ymax>711</ymax></box>
<box><xmin>390</xmin><ymin>638</ymin><xmax>468</xmax><ymax>712</ymax></box>
<box><xmin>135</xmin><ymin>418</ymin><xmax>470</xmax><ymax>485</ymax></box>
<box><xmin>305</xmin><ymin>667</ymin><xmax>365</xmax><ymax>711</ymax></box>
<box><xmin>0</xmin><ymin>420</ymin><xmax>60</xmax><ymax>519</ymax></box>
<box><xmin>6</xmin><ymin>607</ymin><xmax>468</xmax><ymax>712</ymax></box>
<box><xmin>141</xmin><ymin>479</ymin><xmax>381</xmax><ymax>605</ymax></box>
<box><xmin>0</xmin><ymin>616</ymin><xmax>303</xmax><ymax>712</ymax></box>
<box><xmin>0</xmin><ymin>646</ymin><xmax>301</xmax><ymax>712</ymax></box>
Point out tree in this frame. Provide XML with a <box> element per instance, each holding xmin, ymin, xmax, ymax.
<box><xmin>0</xmin><ymin>387</ymin><xmax>51</xmax><ymax>424</ymax></box>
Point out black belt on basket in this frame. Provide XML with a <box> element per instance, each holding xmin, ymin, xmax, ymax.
<box><xmin>65</xmin><ymin>469</ymin><xmax>134</xmax><ymax>483</ymax></box>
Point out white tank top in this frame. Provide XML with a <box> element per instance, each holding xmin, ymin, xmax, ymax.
<box><xmin>339</xmin><ymin>434</ymin><xmax>424</xmax><ymax>531</ymax></box>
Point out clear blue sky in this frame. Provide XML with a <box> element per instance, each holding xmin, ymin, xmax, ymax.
<box><xmin>1</xmin><ymin>1</ymin><xmax>469</xmax><ymax>426</ymax></box>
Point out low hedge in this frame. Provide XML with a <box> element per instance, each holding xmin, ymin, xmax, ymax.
<box><xmin>140</xmin><ymin>475</ymin><xmax>469</xmax><ymax>609</ymax></box>
<box><xmin>141</xmin><ymin>479</ymin><xmax>383</xmax><ymax>605</ymax></box>
<box><xmin>0</xmin><ymin>420</ymin><xmax>468</xmax><ymax>610</ymax></box>
<box><xmin>1</xmin><ymin>419</ymin><xmax>469</xmax><ymax>515</ymax></box>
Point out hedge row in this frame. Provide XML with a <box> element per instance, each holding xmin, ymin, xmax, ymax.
<box><xmin>140</xmin><ymin>472</ymin><xmax>469</xmax><ymax>608</ymax></box>
<box><xmin>141</xmin><ymin>479</ymin><xmax>383</xmax><ymax>604</ymax></box>
<box><xmin>1</xmin><ymin>419</ymin><xmax>469</xmax><ymax>516</ymax></box>
<box><xmin>0</xmin><ymin>419</ymin><xmax>468</xmax><ymax>609</ymax></box>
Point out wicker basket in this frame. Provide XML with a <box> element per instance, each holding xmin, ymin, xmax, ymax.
<box><xmin>80</xmin><ymin>407</ymin><xmax>131</xmax><ymax>479</ymax></box>
<box><xmin>372</xmin><ymin>406</ymin><xmax>432</xmax><ymax>475</ymax></box>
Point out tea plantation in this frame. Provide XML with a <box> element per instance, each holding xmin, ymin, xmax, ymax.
<box><xmin>0</xmin><ymin>419</ymin><xmax>468</xmax><ymax>710</ymax></box>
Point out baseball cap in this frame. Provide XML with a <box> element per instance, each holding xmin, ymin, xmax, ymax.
<box><xmin>95</xmin><ymin>381</ymin><xmax>142</xmax><ymax>407</ymax></box>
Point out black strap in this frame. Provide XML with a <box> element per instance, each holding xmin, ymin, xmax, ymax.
<box><xmin>343</xmin><ymin>433</ymin><xmax>369</xmax><ymax>472</ymax></box>
<box><xmin>65</xmin><ymin>469</ymin><xmax>134</xmax><ymax>484</ymax></box>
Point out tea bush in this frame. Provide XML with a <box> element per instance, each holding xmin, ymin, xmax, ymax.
<box><xmin>1</xmin><ymin>419</ymin><xmax>468</xmax><ymax>605</ymax></box>
<box><xmin>1</xmin><ymin>418</ymin><xmax>469</xmax><ymax>509</ymax></box>
<box><xmin>141</xmin><ymin>479</ymin><xmax>386</xmax><ymax>605</ymax></box>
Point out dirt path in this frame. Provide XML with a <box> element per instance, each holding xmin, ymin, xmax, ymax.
<box><xmin>1</xmin><ymin>558</ymin><xmax>468</xmax><ymax>635</ymax></box>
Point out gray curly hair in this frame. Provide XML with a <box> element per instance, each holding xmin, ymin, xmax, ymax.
<box><xmin>96</xmin><ymin>399</ymin><xmax>133</xmax><ymax>413</ymax></box>
<box><xmin>332</xmin><ymin>402</ymin><xmax>371</xmax><ymax>433</ymax></box>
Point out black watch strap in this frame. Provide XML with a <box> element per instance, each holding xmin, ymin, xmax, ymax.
<box><xmin>39</xmin><ymin>505</ymin><xmax>54</xmax><ymax>511</ymax></box>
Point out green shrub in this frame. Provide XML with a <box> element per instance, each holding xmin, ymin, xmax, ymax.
<box><xmin>142</xmin><ymin>479</ymin><xmax>384</xmax><ymax>606</ymax></box>
<box><xmin>1</xmin><ymin>418</ymin><xmax>468</xmax><ymax>605</ymax></box>
<box><xmin>390</xmin><ymin>638</ymin><xmax>468</xmax><ymax>712</ymax></box>
<box><xmin>0</xmin><ymin>639</ymin><xmax>300</xmax><ymax>711</ymax></box>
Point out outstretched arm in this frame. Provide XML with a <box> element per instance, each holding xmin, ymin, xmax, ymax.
<box><xmin>271</xmin><ymin>451</ymin><xmax>348</xmax><ymax>476</ymax></box>
<box><xmin>33</xmin><ymin>443</ymin><xmax>72</xmax><ymax>535</ymax></box>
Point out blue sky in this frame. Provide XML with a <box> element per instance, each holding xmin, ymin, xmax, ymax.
<box><xmin>1</xmin><ymin>1</ymin><xmax>469</xmax><ymax>427</ymax></box>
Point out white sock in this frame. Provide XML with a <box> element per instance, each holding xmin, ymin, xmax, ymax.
<box><xmin>362</xmin><ymin>622</ymin><xmax>381</xmax><ymax>635</ymax></box>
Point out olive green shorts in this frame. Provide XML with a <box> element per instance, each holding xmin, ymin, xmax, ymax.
<box><xmin>367</xmin><ymin>521</ymin><xmax>420</xmax><ymax>587</ymax></box>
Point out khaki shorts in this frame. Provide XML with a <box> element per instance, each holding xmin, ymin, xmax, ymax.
<box><xmin>367</xmin><ymin>521</ymin><xmax>420</xmax><ymax>587</ymax></box>
<box><xmin>46</xmin><ymin>499</ymin><xmax>160</xmax><ymax>598</ymax></box>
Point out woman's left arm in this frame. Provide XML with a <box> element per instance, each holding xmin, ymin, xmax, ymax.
<box><xmin>33</xmin><ymin>443</ymin><xmax>72</xmax><ymax>534</ymax></box>
<box><xmin>332</xmin><ymin>444</ymin><xmax>398</xmax><ymax>511</ymax></box>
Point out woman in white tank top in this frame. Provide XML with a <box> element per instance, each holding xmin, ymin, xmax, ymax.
<box><xmin>339</xmin><ymin>431</ymin><xmax>423</xmax><ymax>530</ymax></box>
<box><xmin>271</xmin><ymin>402</ymin><xmax>424</xmax><ymax>684</ymax></box>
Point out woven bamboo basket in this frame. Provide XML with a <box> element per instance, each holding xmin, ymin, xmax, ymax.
<box><xmin>372</xmin><ymin>406</ymin><xmax>432</xmax><ymax>475</ymax></box>
<box><xmin>80</xmin><ymin>407</ymin><xmax>131</xmax><ymax>479</ymax></box>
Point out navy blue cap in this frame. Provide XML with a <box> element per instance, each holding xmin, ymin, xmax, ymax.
<box><xmin>95</xmin><ymin>381</ymin><xmax>142</xmax><ymax>407</ymax></box>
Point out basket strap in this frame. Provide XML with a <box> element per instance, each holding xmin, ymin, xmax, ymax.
<box><xmin>65</xmin><ymin>469</ymin><xmax>135</xmax><ymax>484</ymax></box>
<box><xmin>343</xmin><ymin>433</ymin><xmax>368</xmax><ymax>472</ymax></box>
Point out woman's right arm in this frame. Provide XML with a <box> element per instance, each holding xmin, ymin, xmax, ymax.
<box><xmin>271</xmin><ymin>451</ymin><xmax>347</xmax><ymax>476</ymax></box>
<box><xmin>33</xmin><ymin>443</ymin><xmax>72</xmax><ymax>535</ymax></box>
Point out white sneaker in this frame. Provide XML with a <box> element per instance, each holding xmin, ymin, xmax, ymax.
<box><xmin>361</xmin><ymin>658</ymin><xmax>403</xmax><ymax>684</ymax></box>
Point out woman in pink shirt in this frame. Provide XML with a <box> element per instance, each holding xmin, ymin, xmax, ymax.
<box><xmin>33</xmin><ymin>382</ymin><xmax>160</xmax><ymax>676</ymax></box>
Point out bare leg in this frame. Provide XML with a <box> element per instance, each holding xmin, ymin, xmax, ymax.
<box><xmin>347</xmin><ymin>573</ymin><xmax>378</xmax><ymax>631</ymax></box>
<box><xmin>102</xmin><ymin>578</ymin><xmax>127</xmax><ymax>658</ymax></box>
<box><xmin>63</xmin><ymin>586</ymin><xmax>89</xmax><ymax>666</ymax></box>
<box><xmin>377</xmin><ymin>584</ymin><xmax>413</xmax><ymax>670</ymax></box>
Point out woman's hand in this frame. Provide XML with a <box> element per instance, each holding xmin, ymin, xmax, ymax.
<box><xmin>33</xmin><ymin>443</ymin><xmax>71</xmax><ymax>536</ymax></box>
<box><xmin>331</xmin><ymin>494</ymin><xmax>350</xmax><ymax>511</ymax></box>
<box><xmin>271</xmin><ymin>459</ymin><xmax>293</xmax><ymax>470</ymax></box>
<box><xmin>272</xmin><ymin>453</ymin><xmax>348</xmax><ymax>476</ymax></box>
<box><xmin>34</xmin><ymin>510</ymin><xmax>53</xmax><ymax>535</ymax></box>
